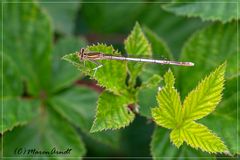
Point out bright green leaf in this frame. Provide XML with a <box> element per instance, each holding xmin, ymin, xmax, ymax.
<box><xmin>152</xmin><ymin>65</ymin><xmax>228</xmax><ymax>153</ymax></box>
<box><xmin>163</xmin><ymin>1</ymin><xmax>238</xmax><ymax>23</ymax></box>
<box><xmin>151</xmin><ymin>127</ymin><xmax>211</xmax><ymax>159</ymax></box>
<box><xmin>152</xmin><ymin>70</ymin><xmax>182</xmax><ymax>129</ymax></box>
<box><xmin>201</xmin><ymin>76</ymin><xmax>240</xmax><ymax>154</ymax></box>
<box><xmin>170</xmin><ymin>128</ymin><xmax>184</xmax><ymax>148</ymax></box>
<box><xmin>49</xmin><ymin>86</ymin><xmax>120</xmax><ymax>147</ymax></box>
<box><xmin>51</xmin><ymin>37</ymin><xmax>86</xmax><ymax>93</ymax></box>
<box><xmin>180</xmin><ymin>121</ymin><xmax>228</xmax><ymax>153</ymax></box>
<box><xmin>178</xmin><ymin>22</ymin><xmax>239</xmax><ymax>153</ymax></box>
<box><xmin>63</xmin><ymin>44</ymin><xmax>128</xmax><ymax>95</ymax></box>
<box><xmin>182</xmin><ymin>63</ymin><xmax>226</xmax><ymax>122</ymax></box>
<box><xmin>2</xmin><ymin>1</ymin><xmax>52</xmax><ymax>95</ymax></box>
<box><xmin>124</xmin><ymin>22</ymin><xmax>152</xmax><ymax>86</ymax></box>
<box><xmin>2</xmin><ymin>107</ymin><xmax>86</xmax><ymax>158</ymax></box>
<box><xmin>90</xmin><ymin>91</ymin><xmax>135</xmax><ymax>132</ymax></box>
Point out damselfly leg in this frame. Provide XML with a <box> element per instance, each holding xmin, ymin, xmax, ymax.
<box><xmin>89</xmin><ymin>60</ymin><xmax>103</xmax><ymax>77</ymax></box>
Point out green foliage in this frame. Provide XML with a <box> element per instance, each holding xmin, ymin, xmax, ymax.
<box><xmin>90</xmin><ymin>91</ymin><xmax>135</xmax><ymax>132</ymax></box>
<box><xmin>2</xmin><ymin>1</ymin><xmax>52</xmax><ymax>96</ymax></box>
<box><xmin>40</xmin><ymin>1</ymin><xmax>80</xmax><ymax>35</ymax></box>
<box><xmin>3</xmin><ymin>107</ymin><xmax>86</xmax><ymax>158</ymax></box>
<box><xmin>151</xmin><ymin>127</ymin><xmax>210</xmax><ymax>159</ymax></box>
<box><xmin>124</xmin><ymin>22</ymin><xmax>152</xmax><ymax>87</ymax></box>
<box><xmin>1</xmin><ymin>2</ymin><xmax>117</xmax><ymax>158</ymax></box>
<box><xmin>63</xmin><ymin>44</ymin><xmax>128</xmax><ymax>95</ymax></box>
<box><xmin>63</xmin><ymin>23</ymin><xmax>161</xmax><ymax>132</ymax></box>
<box><xmin>151</xmin><ymin>64</ymin><xmax>228</xmax><ymax>153</ymax></box>
<box><xmin>51</xmin><ymin>37</ymin><xmax>87</xmax><ymax>93</ymax></box>
<box><xmin>163</xmin><ymin>1</ymin><xmax>239</xmax><ymax>23</ymax></box>
<box><xmin>49</xmin><ymin>86</ymin><xmax>120</xmax><ymax>147</ymax></box>
<box><xmin>2</xmin><ymin>1</ymin><xmax>238</xmax><ymax>159</ymax></box>
<box><xmin>178</xmin><ymin>22</ymin><xmax>239</xmax><ymax>154</ymax></box>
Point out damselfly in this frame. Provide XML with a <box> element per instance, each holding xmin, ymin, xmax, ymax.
<box><xmin>78</xmin><ymin>48</ymin><xmax>194</xmax><ymax>76</ymax></box>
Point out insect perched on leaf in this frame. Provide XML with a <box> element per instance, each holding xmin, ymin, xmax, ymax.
<box><xmin>78</xmin><ymin>48</ymin><xmax>194</xmax><ymax>76</ymax></box>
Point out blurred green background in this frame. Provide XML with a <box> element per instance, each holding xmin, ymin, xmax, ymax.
<box><xmin>1</xmin><ymin>0</ymin><xmax>239</xmax><ymax>159</ymax></box>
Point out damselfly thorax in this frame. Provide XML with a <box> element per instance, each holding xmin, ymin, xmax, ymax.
<box><xmin>78</xmin><ymin>48</ymin><xmax>194</xmax><ymax>76</ymax></box>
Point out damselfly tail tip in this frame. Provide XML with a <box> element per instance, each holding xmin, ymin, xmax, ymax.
<box><xmin>187</xmin><ymin>62</ymin><xmax>194</xmax><ymax>66</ymax></box>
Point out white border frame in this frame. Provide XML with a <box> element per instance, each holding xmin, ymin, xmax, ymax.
<box><xmin>1</xmin><ymin>1</ymin><xmax>239</xmax><ymax>159</ymax></box>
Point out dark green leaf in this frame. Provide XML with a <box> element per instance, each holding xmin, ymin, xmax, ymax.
<box><xmin>1</xmin><ymin>54</ymin><xmax>22</xmax><ymax>97</ymax></box>
<box><xmin>49</xmin><ymin>86</ymin><xmax>120</xmax><ymax>147</ymax></box>
<box><xmin>1</xmin><ymin>98</ymin><xmax>39</xmax><ymax>134</ymax></box>
<box><xmin>124</xmin><ymin>22</ymin><xmax>152</xmax><ymax>87</ymax></box>
<box><xmin>2</xmin><ymin>1</ymin><xmax>52</xmax><ymax>96</ymax></box>
<box><xmin>40</xmin><ymin>2</ymin><xmax>80</xmax><ymax>35</ymax></box>
<box><xmin>2</xmin><ymin>107</ymin><xmax>86</xmax><ymax>158</ymax></box>
<box><xmin>51</xmin><ymin>37</ymin><xmax>86</xmax><ymax>93</ymax></box>
<box><xmin>178</xmin><ymin>22</ymin><xmax>238</xmax><ymax>97</ymax></box>
<box><xmin>163</xmin><ymin>1</ymin><xmax>238</xmax><ymax>23</ymax></box>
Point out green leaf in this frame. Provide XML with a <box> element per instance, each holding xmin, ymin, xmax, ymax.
<box><xmin>2</xmin><ymin>1</ymin><xmax>52</xmax><ymax>95</ymax></box>
<box><xmin>151</xmin><ymin>70</ymin><xmax>182</xmax><ymax>129</ymax></box>
<box><xmin>170</xmin><ymin>128</ymin><xmax>184</xmax><ymax>148</ymax></box>
<box><xmin>90</xmin><ymin>91</ymin><xmax>135</xmax><ymax>132</ymax></box>
<box><xmin>163</xmin><ymin>1</ymin><xmax>238</xmax><ymax>23</ymax></box>
<box><xmin>182</xmin><ymin>63</ymin><xmax>226</xmax><ymax>122</ymax></box>
<box><xmin>63</xmin><ymin>44</ymin><xmax>128</xmax><ymax>95</ymax></box>
<box><xmin>49</xmin><ymin>86</ymin><xmax>120</xmax><ymax>147</ymax></box>
<box><xmin>1</xmin><ymin>54</ymin><xmax>22</xmax><ymax>97</ymax></box>
<box><xmin>178</xmin><ymin>22</ymin><xmax>239</xmax><ymax>153</ymax></box>
<box><xmin>2</xmin><ymin>107</ymin><xmax>86</xmax><ymax>158</ymax></box>
<box><xmin>140</xmin><ymin>74</ymin><xmax>162</xmax><ymax>89</ymax></box>
<box><xmin>151</xmin><ymin>127</ymin><xmax>212</xmax><ymax>159</ymax></box>
<box><xmin>124</xmin><ymin>22</ymin><xmax>152</xmax><ymax>86</ymax></box>
<box><xmin>201</xmin><ymin>76</ymin><xmax>240</xmax><ymax>154</ymax></box>
<box><xmin>138</xmin><ymin>28</ymin><xmax>173</xmax><ymax>118</ymax></box>
<box><xmin>178</xmin><ymin>22</ymin><xmax>238</xmax><ymax>97</ymax></box>
<box><xmin>179</xmin><ymin>121</ymin><xmax>228</xmax><ymax>153</ymax></box>
<box><xmin>1</xmin><ymin>98</ymin><xmax>39</xmax><ymax>134</ymax></box>
<box><xmin>79</xmin><ymin>3</ymin><xmax>145</xmax><ymax>33</ymax></box>
<box><xmin>152</xmin><ymin>65</ymin><xmax>228</xmax><ymax>153</ymax></box>
<box><xmin>40</xmin><ymin>1</ymin><xmax>80</xmax><ymax>35</ymax></box>
<box><xmin>51</xmin><ymin>37</ymin><xmax>86</xmax><ymax>93</ymax></box>
<box><xmin>0</xmin><ymin>54</ymin><xmax>38</xmax><ymax>134</ymax></box>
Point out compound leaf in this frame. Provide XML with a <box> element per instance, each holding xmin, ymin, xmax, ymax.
<box><xmin>163</xmin><ymin>1</ymin><xmax>238</xmax><ymax>23</ymax></box>
<box><xmin>151</xmin><ymin>127</ymin><xmax>211</xmax><ymax>159</ymax></box>
<box><xmin>124</xmin><ymin>22</ymin><xmax>152</xmax><ymax>86</ymax></box>
<box><xmin>151</xmin><ymin>70</ymin><xmax>182</xmax><ymax>129</ymax></box>
<box><xmin>63</xmin><ymin>44</ymin><xmax>127</xmax><ymax>95</ymax></box>
<box><xmin>182</xmin><ymin>63</ymin><xmax>226</xmax><ymax>122</ymax></box>
<box><xmin>180</xmin><ymin>121</ymin><xmax>228</xmax><ymax>153</ymax></box>
<box><xmin>90</xmin><ymin>91</ymin><xmax>135</xmax><ymax>132</ymax></box>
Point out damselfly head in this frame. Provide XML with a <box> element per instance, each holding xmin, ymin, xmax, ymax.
<box><xmin>79</xmin><ymin>48</ymin><xmax>85</xmax><ymax>60</ymax></box>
